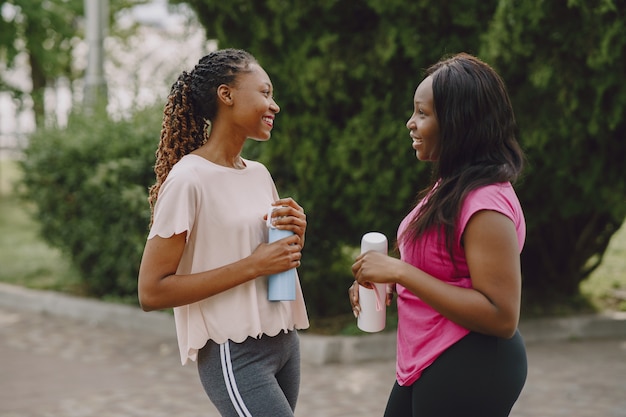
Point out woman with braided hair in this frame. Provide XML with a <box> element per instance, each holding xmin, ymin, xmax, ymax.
<box><xmin>138</xmin><ymin>48</ymin><xmax>309</xmax><ymax>417</ymax></box>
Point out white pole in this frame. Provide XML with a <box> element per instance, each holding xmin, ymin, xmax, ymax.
<box><xmin>84</xmin><ymin>0</ymin><xmax>108</xmax><ymax>110</ymax></box>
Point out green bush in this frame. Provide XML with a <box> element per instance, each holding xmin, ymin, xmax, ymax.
<box><xmin>19</xmin><ymin>107</ymin><xmax>161</xmax><ymax>298</ymax></box>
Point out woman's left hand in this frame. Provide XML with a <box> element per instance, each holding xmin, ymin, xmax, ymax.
<box><xmin>268</xmin><ymin>198</ymin><xmax>307</xmax><ymax>249</ymax></box>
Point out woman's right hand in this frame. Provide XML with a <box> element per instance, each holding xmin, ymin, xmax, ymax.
<box><xmin>251</xmin><ymin>233</ymin><xmax>302</xmax><ymax>276</ymax></box>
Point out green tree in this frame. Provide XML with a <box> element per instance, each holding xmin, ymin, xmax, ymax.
<box><xmin>19</xmin><ymin>107</ymin><xmax>160</xmax><ymax>297</ymax></box>
<box><xmin>178</xmin><ymin>0</ymin><xmax>498</xmax><ymax>317</ymax></box>
<box><xmin>481</xmin><ymin>0</ymin><xmax>626</xmax><ymax>307</ymax></box>
<box><xmin>173</xmin><ymin>0</ymin><xmax>626</xmax><ymax>318</ymax></box>
<box><xmin>0</xmin><ymin>0</ymin><xmax>144</xmax><ymax>128</ymax></box>
<box><xmin>0</xmin><ymin>0</ymin><xmax>84</xmax><ymax>127</ymax></box>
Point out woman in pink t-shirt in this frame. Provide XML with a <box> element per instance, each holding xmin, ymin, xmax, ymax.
<box><xmin>350</xmin><ymin>53</ymin><xmax>527</xmax><ymax>416</ymax></box>
<box><xmin>138</xmin><ymin>49</ymin><xmax>309</xmax><ymax>417</ymax></box>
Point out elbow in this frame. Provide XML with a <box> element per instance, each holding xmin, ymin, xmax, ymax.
<box><xmin>138</xmin><ymin>299</ymin><xmax>154</xmax><ymax>312</ymax></box>
<box><xmin>140</xmin><ymin>302</ymin><xmax>156</xmax><ymax>312</ymax></box>
<box><xmin>138</xmin><ymin>290</ymin><xmax>160</xmax><ymax>312</ymax></box>
<box><xmin>494</xmin><ymin>314</ymin><xmax>519</xmax><ymax>339</ymax></box>
<box><xmin>482</xmin><ymin>297</ymin><xmax>520</xmax><ymax>339</ymax></box>
<box><xmin>484</xmin><ymin>324</ymin><xmax>517</xmax><ymax>340</ymax></box>
<box><xmin>137</xmin><ymin>274</ymin><xmax>168</xmax><ymax>312</ymax></box>
<box><xmin>496</xmin><ymin>326</ymin><xmax>518</xmax><ymax>340</ymax></box>
<box><xmin>476</xmin><ymin>307</ymin><xmax>519</xmax><ymax>339</ymax></box>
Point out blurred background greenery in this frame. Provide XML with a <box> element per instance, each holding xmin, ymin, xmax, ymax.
<box><xmin>2</xmin><ymin>156</ymin><xmax>625</xmax><ymax>334</ymax></box>
<box><xmin>1</xmin><ymin>0</ymin><xmax>625</xmax><ymax>333</ymax></box>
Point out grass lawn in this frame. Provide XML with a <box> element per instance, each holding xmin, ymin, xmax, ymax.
<box><xmin>1</xmin><ymin>158</ymin><xmax>625</xmax><ymax>316</ymax></box>
<box><xmin>0</xmin><ymin>159</ymin><xmax>82</xmax><ymax>293</ymax></box>
<box><xmin>580</xmin><ymin>221</ymin><xmax>626</xmax><ymax>312</ymax></box>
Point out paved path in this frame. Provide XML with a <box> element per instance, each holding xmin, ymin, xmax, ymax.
<box><xmin>1</xmin><ymin>305</ymin><xmax>625</xmax><ymax>417</ymax></box>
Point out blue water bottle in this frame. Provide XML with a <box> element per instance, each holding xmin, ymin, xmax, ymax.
<box><xmin>267</xmin><ymin>207</ymin><xmax>297</xmax><ymax>301</ymax></box>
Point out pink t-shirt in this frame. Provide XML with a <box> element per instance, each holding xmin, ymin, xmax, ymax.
<box><xmin>395</xmin><ymin>182</ymin><xmax>525</xmax><ymax>386</ymax></box>
<box><xmin>148</xmin><ymin>154</ymin><xmax>309</xmax><ymax>365</ymax></box>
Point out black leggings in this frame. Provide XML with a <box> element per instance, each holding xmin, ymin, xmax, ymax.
<box><xmin>384</xmin><ymin>330</ymin><xmax>527</xmax><ymax>417</ymax></box>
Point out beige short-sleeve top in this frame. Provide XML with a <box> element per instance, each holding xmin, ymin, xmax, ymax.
<box><xmin>148</xmin><ymin>154</ymin><xmax>309</xmax><ymax>365</ymax></box>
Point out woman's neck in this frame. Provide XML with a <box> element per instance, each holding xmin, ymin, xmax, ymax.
<box><xmin>193</xmin><ymin>137</ymin><xmax>246</xmax><ymax>169</ymax></box>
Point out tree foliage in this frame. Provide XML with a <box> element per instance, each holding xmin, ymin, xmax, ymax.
<box><xmin>0</xmin><ymin>0</ymin><xmax>144</xmax><ymax>127</ymax></box>
<box><xmin>1</xmin><ymin>0</ymin><xmax>84</xmax><ymax>126</ymax></box>
<box><xmin>177</xmin><ymin>0</ymin><xmax>626</xmax><ymax>317</ymax></box>
<box><xmin>18</xmin><ymin>107</ymin><xmax>161</xmax><ymax>297</ymax></box>
<box><xmin>178</xmin><ymin>0</ymin><xmax>499</xmax><ymax>317</ymax></box>
<box><xmin>12</xmin><ymin>0</ymin><xmax>625</xmax><ymax>322</ymax></box>
<box><xmin>481</xmin><ymin>0</ymin><xmax>626</xmax><ymax>303</ymax></box>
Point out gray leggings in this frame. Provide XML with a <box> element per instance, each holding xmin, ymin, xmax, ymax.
<box><xmin>197</xmin><ymin>330</ymin><xmax>300</xmax><ymax>417</ymax></box>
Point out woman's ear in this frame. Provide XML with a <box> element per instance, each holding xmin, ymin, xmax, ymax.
<box><xmin>217</xmin><ymin>84</ymin><xmax>234</xmax><ymax>106</ymax></box>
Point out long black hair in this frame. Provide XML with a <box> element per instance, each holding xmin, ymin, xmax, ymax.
<box><xmin>400</xmin><ymin>53</ymin><xmax>524</xmax><ymax>260</ymax></box>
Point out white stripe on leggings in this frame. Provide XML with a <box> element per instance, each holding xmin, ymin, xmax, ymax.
<box><xmin>220</xmin><ymin>341</ymin><xmax>252</xmax><ymax>417</ymax></box>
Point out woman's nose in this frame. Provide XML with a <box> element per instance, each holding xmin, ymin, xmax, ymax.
<box><xmin>271</xmin><ymin>99</ymin><xmax>280</xmax><ymax>114</ymax></box>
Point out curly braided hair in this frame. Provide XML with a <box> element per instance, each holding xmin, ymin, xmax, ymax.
<box><xmin>148</xmin><ymin>49</ymin><xmax>258</xmax><ymax>224</ymax></box>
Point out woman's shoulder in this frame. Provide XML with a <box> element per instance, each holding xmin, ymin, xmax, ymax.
<box><xmin>458</xmin><ymin>182</ymin><xmax>524</xmax><ymax>238</ymax></box>
<box><xmin>467</xmin><ymin>182</ymin><xmax>516</xmax><ymax>200</ymax></box>
<box><xmin>463</xmin><ymin>182</ymin><xmax>522</xmax><ymax>216</ymax></box>
<box><xmin>242</xmin><ymin>159</ymin><xmax>274</xmax><ymax>182</ymax></box>
<box><xmin>170</xmin><ymin>154</ymin><xmax>205</xmax><ymax>172</ymax></box>
<box><xmin>242</xmin><ymin>158</ymin><xmax>269</xmax><ymax>171</ymax></box>
<box><xmin>165</xmin><ymin>155</ymin><xmax>206</xmax><ymax>183</ymax></box>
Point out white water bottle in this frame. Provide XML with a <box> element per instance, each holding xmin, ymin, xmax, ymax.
<box><xmin>266</xmin><ymin>207</ymin><xmax>297</xmax><ymax>301</ymax></box>
<box><xmin>357</xmin><ymin>232</ymin><xmax>388</xmax><ymax>333</ymax></box>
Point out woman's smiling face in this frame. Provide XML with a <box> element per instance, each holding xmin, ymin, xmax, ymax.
<box><xmin>406</xmin><ymin>76</ymin><xmax>440</xmax><ymax>161</ymax></box>
<box><xmin>230</xmin><ymin>64</ymin><xmax>280</xmax><ymax>141</ymax></box>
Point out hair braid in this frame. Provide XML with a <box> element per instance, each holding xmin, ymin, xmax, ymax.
<box><xmin>148</xmin><ymin>49</ymin><xmax>257</xmax><ymax>224</ymax></box>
